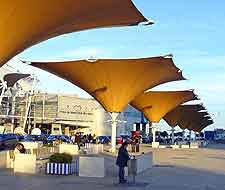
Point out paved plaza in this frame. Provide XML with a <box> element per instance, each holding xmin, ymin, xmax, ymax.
<box><xmin>1</xmin><ymin>163</ymin><xmax>225</xmax><ymax>190</ymax></box>
<box><xmin>1</xmin><ymin>145</ymin><xmax>225</xmax><ymax>190</ymax></box>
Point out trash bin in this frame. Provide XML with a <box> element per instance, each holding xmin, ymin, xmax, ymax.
<box><xmin>128</xmin><ymin>156</ymin><xmax>137</xmax><ymax>183</ymax></box>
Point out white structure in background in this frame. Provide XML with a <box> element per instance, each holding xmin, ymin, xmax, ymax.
<box><xmin>31</xmin><ymin>128</ymin><xmax>41</xmax><ymax>135</ymax></box>
<box><xmin>151</xmin><ymin>123</ymin><xmax>159</xmax><ymax>148</ymax></box>
<box><xmin>0</xmin><ymin>62</ymin><xmax>142</xmax><ymax>136</ymax></box>
<box><xmin>53</xmin><ymin>94</ymin><xmax>142</xmax><ymax>136</ymax></box>
<box><xmin>0</xmin><ymin>63</ymin><xmax>36</xmax><ymax>133</ymax></box>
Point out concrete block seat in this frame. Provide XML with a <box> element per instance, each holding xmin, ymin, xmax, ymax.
<box><xmin>14</xmin><ymin>154</ymin><xmax>37</xmax><ymax>174</ymax></box>
<box><xmin>181</xmin><ymin>144</ymin><xmax>190</xmax><ymax>149</ymax></box>
<box><xmin>87</xmin><ymin>144</ymin><xmax>104</xmax><ymax>154</ymax></box>
<box><xmin>79</xmin><ymin>155</ymin><xmax>105</xmax><ymax>177</ymax></box>
<box><xmin>152</xmin><ymin>142</ymin><xmax>159</xmax><ymax>148</ymax></box>
<box><xmin>171</xmin><ymin>144</ymin><xmax>180</xmax><ymax>149</ymax></box>
<box><xmin>59</xmin><ymin>144</ymin><xmax>79</xmax><ymax>155</ymax></box>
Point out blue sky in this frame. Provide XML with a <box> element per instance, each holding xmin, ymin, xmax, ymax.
<box><xmin>7</xmin><ymin>0</ymin><xmax>225</xmax><ymax>130</ymax></box>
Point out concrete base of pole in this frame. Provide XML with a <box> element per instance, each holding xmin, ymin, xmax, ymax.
<box><xmin>151</xmin><ymin>123</ymin><xmax>159</xmax><ymax>148</ymax></box>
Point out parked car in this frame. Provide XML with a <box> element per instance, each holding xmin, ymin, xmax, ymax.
<box><xmin>47</xmin><ymin>135</ymin><xmax>71</xmax><ymax>144</ymax></box>
<box><xmin>22</xmin><ymin>134</ymin><xmax>48</xmax><ymax>143</ymax></box>
<box><xmin>142</xmin><ymin>136</ymin><xmax>152</xmax><ymax>144</ymax></box>
<box><xmin>0</xmin><ymin>134</ymin><xmax>19</xmax><ymax>150</ymax></box>
<box><xmin>96</xmin><ymin>136</ymin><xmax>111</xmax><ymax>144</ymax></box>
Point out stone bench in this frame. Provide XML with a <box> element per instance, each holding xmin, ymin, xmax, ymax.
<box><xmin>79</xmin><ymin>156</ymin><xmax>105</xmax><ymax>177</ymax></box>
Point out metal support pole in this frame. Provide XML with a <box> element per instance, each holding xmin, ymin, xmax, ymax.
<box><xmin>0</xmin><ymin>81</ymin><xmax>7</xmax><ymax>105</ymax></box>
<box><xmin>6</xmin><ymin>96</ymin><xmax>10</xmax><ymax>116</ymax></box>
<box><xmin>11</xmin><ymin>96</ymin><xmax>16</xmax><ymax>133</ymax></box>
<box><xmin>23</xmin><ymin>77</ymin><xmax>36</xmax><ymax>130</ymax></box>
<box><xmin>152</xmin><ymin>122</ymin><xmax>157</xmax><ymax>143</ymax></box>
<box><xmin>189</xmin><ymin>130</ymin><xmax>192</xmax><ymax>142</ymax></box>
<box><xmin>110</xmin><ymin>112</ymin><xmax>119</xmax><ymax>153</ymax></box>
<box><xmin>42</xmin><ymin>93</ymin><xmax>45</xmax><ymax>121</ymax></box>
<box><xmin>194</xmin><ymin>131</ymin><xmax>197</xmax><ymax>141</ymax></box>
<box><xmin>182</xmin><ymin>129</ymin><xmax>185</xmax><ymax>142</ymax></box>
<box><xmin>171</xmin><ymin>127</ymin><xmax>175</xmax><ymax>144</ymax></box>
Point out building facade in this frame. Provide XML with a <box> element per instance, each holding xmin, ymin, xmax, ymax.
<box><xmin>1</xmin><ymin>92</ymin><xmax>143</xmax><ymax>136</ymax></box>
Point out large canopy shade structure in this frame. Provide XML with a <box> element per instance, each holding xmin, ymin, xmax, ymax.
<box><xmin>197</xmin><ymin>120</ymin><xmax>214</xmax><ymax>132</ymax></box>
<box><xmin>178</xmin><ymin>116</ymin><xmax>213</xmax><ymax>132</ymax></box>
<box><xmin>177</xmin><ymin>112</ymin><xmax>209</xmax><ymax>129</ymax></box>
<box><xmin>3</xmin><ymin>73</ymin><xmax>30</xmax><ymax>87</ymax></box>
<box><xmin>178</xmin><ymin>111</ymin><xmax>212</xmax><ymax>130</ymax></box>
<box><xmin>0</xmin><ymin>0</ymin><xmax>151</xmax><ymax>67</ymax></box>
<box><xmin>164</xmin><ymin>105</ymin><xmax>213</xmax><ymax>132</ymax></box>
<box><xmin>27</xmin><ymin>56</ymin><xmax>184</xmax><ymax>153</ymax></box>
<box><xmin>27</xmin><ymin>56</ymin><xmax>185</xmax><ymax>113</ymax></box>
<box><xmin>130</xmin><ymin>90</ymin><xmax>198</xmax><ymax>123</ymax></box>
<box><xmin>164</xmin><ymin>104</ymin><xmax>206</xmax><ymax>127</ymax></box>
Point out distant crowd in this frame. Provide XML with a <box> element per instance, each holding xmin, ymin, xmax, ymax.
<box><xmin>71</xmin><ymin>133</ymin><xmax>96</xmax><ymax>149</ymax></box>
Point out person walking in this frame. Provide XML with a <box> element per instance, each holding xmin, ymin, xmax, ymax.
<box><xmin>116</xmin><ymin>141</ymin><xmax>130</xmax><ymax>184</ymax></box>
<box><xmin>88</xmin><ymin>133</ymin><xmax>92</xmax><ymax>143</ymax></box>
<box><xmin>75</xmin><ymin>133</ymin><xmax>81</xmax><ymax>150</ymax></box>
<box><xmin>71</xmin><ymin>135</ymin><xmax>75</xmax><ymax>144</ymax></box>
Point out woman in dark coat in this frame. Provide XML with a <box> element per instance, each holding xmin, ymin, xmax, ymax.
<box><xmin>116</xmin><ymin>141</ymin><xmax>130</xmax><ymax>183</ymax></box>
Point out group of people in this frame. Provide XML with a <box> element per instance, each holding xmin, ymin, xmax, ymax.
<box><xmin>71</xmin><ymin>133</ymin><xmax>96</xmax><ymax>150</ymax></box>
<box><xmin>13</xmin><ymin>135</ymin><xmax>131</xmax><ymax>184</ymax></box>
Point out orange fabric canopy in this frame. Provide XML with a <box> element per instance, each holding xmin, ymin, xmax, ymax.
<box><xmin>164</xmin><ymin>105</ymin><xmax>213</xmax><ymax>132</ymax></box>
<box><xmin>131</xmin><ymin>90</ymin><xmax>197</xmax><ymax>123</ymax></box>
<box><xmin>3</xmin><ymin>73</ymin><xmax>30</xmax><ymax>87</ymax></box>
<box><xmin>0</xmin><ymin>0</ymin><xmax>149</xmax><ymax>67</ymax></box>
<box><xmin>178</xmin><ymin>116</ymin><xmax>213</xmax><ymax>132</ymax></box>
<box><xmin>164</xmin><ymin>104</ymin><xmax>206</xmax><ymax>127</ymax></box>
<box><xmin>28</xmin><ymin>56</ymin><xmax>185</xmax><ymax>112</ymax></box>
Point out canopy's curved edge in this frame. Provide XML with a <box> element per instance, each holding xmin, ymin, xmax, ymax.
<box><xmin>129</xmin><ymin>0</ymin><xmax>150</xmax><ymax>23</ymax></box>
<box><xmin>22</xmin><ymin>55</ymin><xmax>180</xmax><ymax>64</ymax></box>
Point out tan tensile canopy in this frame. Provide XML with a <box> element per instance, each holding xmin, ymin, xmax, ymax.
<box><xmin>178</xmin><ymin>116</ymin><xmax>213</xmax><ymax>132</ymax></box>
<box><xmin>28</xmin><ymin>56</ymin><xmax>185</xmax><ymax>113</ymax></box>
<box><xmin>0</xmin><ymin>0</ymin><xmax>150</xmax><ymax>67</ymax></box>
<box><xmin>130</xmin><ymin>90</ymin><xmax>197</xmax><ymax>123</ymax></box>
<box><xmin>197</xmin><ymin>120</ymin><xmax>214</xmax><ymax>132</ymax></box>
<box><xmin>178</xmin><ymin>112</ymin><xmax>209</xmax><ymax>129</ymax></box>
<box><xmin>164</xmin><ymin>105</ymin><xmax>213</xmax><ymax>132</ymax></box>
<box><xmin>164</xmin><ymin>104</ymin><xmax>206</xmax><ymax>127</ymax></box>
<box><xmin>3</xmin><ymin>73</ymin><xmax>30</xmax><ymax>87</ymax></box>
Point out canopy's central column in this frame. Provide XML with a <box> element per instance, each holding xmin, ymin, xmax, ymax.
<box><xmin>151</xmin><ymin>122</ymin><xmax>159</xmax><ymax>148</ymax></box>
<box><xmin>189</xmin><ymin>130</ymin><xmax>192</xmax><ymax>143</ymax></box>
<box><xmin>110</xmin><ymin>112</ymin><xmax>119</xmax><ymax>153</ymax></box>
<box><xmin>11</xmin><ymin>95</ymin><xmax>16</xmax><ymax>133</ymax></box>
<box><xmin>182</xmin><ymin>129</ymin><xmax>185</xmax><ymax>142</ymax></box>
<box><xmin>152</xmin><ymin>124</ymin><xmax>156</xmax><ymax>143</ymax></box>
<box><xmin>0</xmin><ymin>81</ymin><xmax>7</xmax><ymax>105</ymax></box>
<box><xmin>171</xmin><ymin>126</ymin><xmax>175</xmax><ymax>144</ymax></box>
